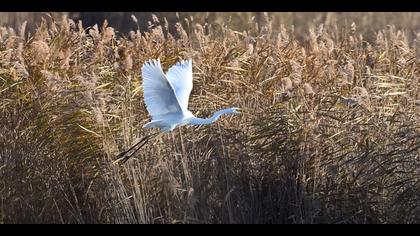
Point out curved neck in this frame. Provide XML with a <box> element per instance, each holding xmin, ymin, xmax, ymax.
<box><xmin>189</xmin><ymin>108</ymin><xmax>235</xmax><ymax>125</ymax></box>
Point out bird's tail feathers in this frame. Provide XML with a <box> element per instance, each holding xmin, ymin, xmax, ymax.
<box><xmin>143</xmin><ymin>119</ymin><xmax>165</xmax><ymax>129</ymax></box>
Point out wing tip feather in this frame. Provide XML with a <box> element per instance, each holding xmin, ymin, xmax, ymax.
<box><xmin>142</xmin><ymin>58</ymin><xmax>163</xmax><ymax>71</ymax></box>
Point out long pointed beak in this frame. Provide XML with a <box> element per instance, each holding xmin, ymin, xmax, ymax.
<box><xmin>234</xmin><ymin>107</ymin><xmax>243</xmax><ymax>114</ymax></box>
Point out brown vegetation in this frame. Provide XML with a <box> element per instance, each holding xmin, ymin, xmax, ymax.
<box><xmin>0</xmin><ymin>13</ymin><xmax>419</xmax><ymax>223</ymax></box>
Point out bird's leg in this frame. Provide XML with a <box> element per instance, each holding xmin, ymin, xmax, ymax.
<box><xmin>113</xmin><ymin>137</ymin><xmax>148</xmax><ymax>164</ymax></box>
<box><xmin>113</xmin><ymin>132</ymin><xmax>159</xmax><ymax>165</ymax></box>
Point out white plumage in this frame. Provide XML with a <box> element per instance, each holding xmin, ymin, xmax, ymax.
<box><xmin>141</xmin><ymin>58</ymin><xmax>240</xmax><ymax>132</ymax></box>
<box><xmin>114</xmin><ymin>58</ymin><xmax>240</xmax><ymax>164</ymax></box>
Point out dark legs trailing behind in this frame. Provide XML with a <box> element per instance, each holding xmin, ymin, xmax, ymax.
<box><xmin>113</xmin><ymin>132</ymin><xmax>159</xmax><ymax>165</ymax></box>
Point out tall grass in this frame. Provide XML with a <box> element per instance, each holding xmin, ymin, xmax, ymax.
<box><xmin>0</xmin><ymin>13</ymin><xmax>419</xmax><ymax>223</ymax></box>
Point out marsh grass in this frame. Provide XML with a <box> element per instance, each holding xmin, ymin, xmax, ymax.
<box><xmin>0</xmin><ymin>13</ymin><xmax>419</xmax><ymax>223</ymax></box>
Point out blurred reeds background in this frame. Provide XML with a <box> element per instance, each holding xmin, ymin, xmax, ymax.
<box><xmin>2</xmin><ymin>12</ymin><xmax>420</xmax><ymax>40</ymax></box>
<box><xmin>0</xmin><ymin>12</ymin><xmax>419</xmax><ymax>223</ymax></box>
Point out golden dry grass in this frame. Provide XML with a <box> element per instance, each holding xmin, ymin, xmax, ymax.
<box><xmin>0</xmin><ymin>13</ymin><xmax>419</xmax><ymax>223</ymax></box>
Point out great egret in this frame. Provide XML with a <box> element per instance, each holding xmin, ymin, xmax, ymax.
<box><xmin>114</xmin><ymin>58</ymin><xmax>240</xmax><ymax>164</ymax></box>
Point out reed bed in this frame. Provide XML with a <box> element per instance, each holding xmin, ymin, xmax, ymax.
<box><xmin>0</xmin><ymin>13</ymin><xmax>419</xmax><ymax>223</ymax></box>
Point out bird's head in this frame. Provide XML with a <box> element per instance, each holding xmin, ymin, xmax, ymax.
<box><xmin>229</xmin><ymin>107</ymin><xmax>242</xmax><ymax>114</ymax></box>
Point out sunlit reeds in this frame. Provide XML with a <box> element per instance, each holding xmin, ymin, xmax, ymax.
<box><xmin>0</xmin><ymin>13</ymin><xmax>419</xmax><ymax>223</ymax></box>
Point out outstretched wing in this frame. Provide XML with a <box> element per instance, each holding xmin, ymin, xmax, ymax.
<box><xmin>165</xmin><ymin>59</ymin><xmax>193</xmax><ymax>112</ymax></box>
<box><xmin>141</xmin><ymin>59</ymin><xmax>183</xmax><ymax>119</ymax></box>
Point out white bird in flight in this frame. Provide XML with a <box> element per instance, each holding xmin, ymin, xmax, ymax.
<box><xmin>115</xmin><ymin>58</ymin><xmax>240</xmax><ymax>164</ymax></box>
